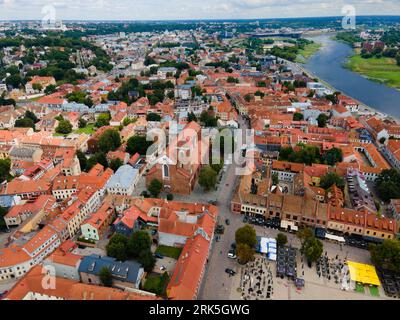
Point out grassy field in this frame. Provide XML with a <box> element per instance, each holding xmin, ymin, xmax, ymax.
<box><xmin>346</xmin><ymin>54</ymin><xmax>400</xmax><ymax>89</ymax></box>
<box><xmin>296</xmin><ymin>42</ymin><xmax>322</xmax><ymax>63</ymax></box>
<box><xmin>143</xmin><ymin>273</ymin><xmax>169</xmax><ymax>296</ymax></box>
<box><xmin>155</xmin><ymin>245</ymin><xmax>182</xmax><ymax>260</ymax></box>
<box><xmin>73</xmin><ymin>124</ymin><xmax>96</xmax><ymax>134</ymax></box>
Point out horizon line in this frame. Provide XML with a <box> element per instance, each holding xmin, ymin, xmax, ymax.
<box><xmin>1</xmin><ymin>14</ymin><xmax>400</xmax><ymax>23</ymax></box>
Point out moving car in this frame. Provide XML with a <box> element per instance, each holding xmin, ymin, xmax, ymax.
<box><xmin>225</xmin><ymin>219</ymin><xmax>230</xmax><ymax>225</ymax></box>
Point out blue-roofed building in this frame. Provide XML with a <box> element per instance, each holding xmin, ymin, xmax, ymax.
<box><xmin>174</xmin><ymin>84</ymin><xmax>193</xmax><ymax>100</ymax></box>
<box><xmin>78</xmin><ymin>255</ymin><xmax>144</xmax><ymax>289</ymax></box>
<box><xmin>106</xmin><ymin>165</ymin><xmax>140</xmax><ymax>196</ymax></box>
<box><xmin>62</xmin><ymin>102</ymin><xmax>90</xmax><ymax>113</ymax></box>
<box><xmin>93</xmin><ymin>104</ymin><xmax>111</xmax><ymax>113</ymax></box>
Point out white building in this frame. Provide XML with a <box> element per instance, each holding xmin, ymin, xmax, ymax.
<box><xmin>106</xmin><ymin>165</ymin><xmax>140</xmax><ymax>196</ymax></box>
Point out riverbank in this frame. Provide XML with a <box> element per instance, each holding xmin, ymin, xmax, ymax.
<box><xmin>295</xmin><ymin>42</ymin><xmax>322</xmax><ymax>63</ymax></box>
<box><xmin>345</xmin><ymin>52</ymin><xmax>400</xmax><ymax>89</ymax></box>
<box><xmin>295</xmin><ymin>60</ymin><xmax>390</xmax><ymax>120</ymax></box>
<box><xmin>302</xmin><ymin>34</ymin><xmax>400</xmax><ymax>119</ymax></box>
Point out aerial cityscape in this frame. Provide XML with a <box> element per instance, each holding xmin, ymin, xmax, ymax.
<box><xmin>0</xmin><ymin>0</ymin><xmax>400</xmax><ymax>305</ymax></box>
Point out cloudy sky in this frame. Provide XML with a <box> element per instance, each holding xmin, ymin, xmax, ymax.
<box><xmin>0</xmin><ymin>0</ymin><xmax>399</xmax><ymax>21</ymax></box>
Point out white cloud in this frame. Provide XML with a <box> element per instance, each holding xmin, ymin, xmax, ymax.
<box><xmin>0</xmin><ymin>0</ymin><xmax>399</xmax><ymax>20</ymax></box>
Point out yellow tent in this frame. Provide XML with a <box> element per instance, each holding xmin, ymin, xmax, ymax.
<box><xmin>347</xmin><ymin>261</ymin><xmax>381</xmax><ymax>286</ymax></box>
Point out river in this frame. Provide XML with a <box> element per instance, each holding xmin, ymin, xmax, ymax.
<box><xmin>303</xmin><ymin>34</ymin><xmax>400</xmax><ymax>118</ymax></box>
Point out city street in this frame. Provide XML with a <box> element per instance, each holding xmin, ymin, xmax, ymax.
<box><xmin>198</xmin><ymin>115</ymin><xmax>250</xmax><ymax>300</ymax></box>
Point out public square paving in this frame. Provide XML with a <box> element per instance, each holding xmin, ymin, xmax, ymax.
<box><xmin>227</xmin><ymin>229</ymin><xmax>394</xmax><ymax>300</ymax></box>
<box><xmin>238</xmin><ymin>256</ymin><xmax>274</xmax><ymax>300</ymax></box>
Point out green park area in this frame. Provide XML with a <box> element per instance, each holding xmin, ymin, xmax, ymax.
<box><xmin>155</xmin><ymin>245</ymin><xmax>182</xmax><ymax>260</ymax></box>
<box><xmin>346</xmin><ymin>54</ymin><xmax>400</xmax><ymax>89</ymax></box>
<box><xmin>143</xmin><ymin>272</ymin><xmax>170</xmax><ymax>296</ymax></box>
<box><xmin>296</xmin><ymin>42</ymin><xmax>322</xmax><ymax>63</ymax></box>
<box><xmin>74</xmin><ymin>123</ymin><xmax>96</xmax><ymax>134</ymax></box>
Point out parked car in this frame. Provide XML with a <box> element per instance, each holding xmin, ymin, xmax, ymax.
<box><xmin>215</xmin><ymin>225</ymin><xmax>225</xmax><ymax>234</ymax></box>
<box><xmin>155</xmin><ymin>253</ymin><xmax>164</xmax><ymax>259</ymax></box>
<box><xmin>225</xmin><ymin>268</ymin><xmax>236</xmax><ymax>276</ymax></box>
<box><xmin>228</xmin><ymin>250</ymin><xmax>237</xmax><ymax>259</ymax></box>
<box><xmin>216</xmin><ymin>235</ymin><xmax>221</xmax><ymax>242</ymax></box>
<box><xmin>225</xmin><ymin>219</ymin><xmax>230</xmax><ymax>225</ymax></box>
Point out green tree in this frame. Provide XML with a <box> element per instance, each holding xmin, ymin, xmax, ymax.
<box><xmin>236</xmin><ymin>243</ymin><xmax>255</xmax><ymax>264</ymax></box>
<box><xmin>44</xmin><ymin>84</ymin><xmax>57</xmax><ymax>94</ymax></box>
<box><xmin>235</xmin><ymin>225</ymin><xmax>257</xmax><ymax>248</ymax></box>
<box><xmin>320</xmin><ymin>172</ymin><xmax>345</xmax><ymax>190</ymax></box>
<box><xmin>95</xmin><ymin>113</ymin><xmax>110</xmax><ymax>127</ymax></box>
<box><xmin>297</xmin><ymin>228</ymin><xmax>314</xmax><ymax>244</ymax></box>
<box><xmin>0</xmin><ymin>207</ymin><xmax>8</xmax><ymax>229</ymax></box>
<box><xmin>76</xmin><ymin>150</ymin><xmax>87</xmax><ymax>172</ymax></box>
<box><xmin>0</xmin><ymin>158</ymin><xmax>10</xmax><ymax>182</ymax></box>
<box><xmin>276</xmin><ymin>233</ymin><xmax>288</xmax><ymax>246</ymax></box>
<box><xmin>148</xmin><ymin>179</ymin><xmax>163</xmax><ymax>197</ymax></box>
<box><xmin>244</xmin><ymin>94</ymin><xmax>252</xmax><ymax>102</ymax></box>
<box><xmin>99</xmin><ymin>267</ymin><xmax>113</xmax><ymax>287</ymax></box>
<box><xmin>272</xmin><ymin>172</ymin><xmax>279</xmax><ymax>186</ymax></box>
<box><xmin>323</xmin><ymin>147</ymin><xmax>343</xmax><ymax>166</ymax></box>
<box><xmin>106</xmin><ymin>242</ymin><xmax>127</xmax><ymax>261</ymax></box>
<box><xmin>370</xmin><ymin>239</ymin><xmax>400</xmax><ymax>273</ymax></box>
<box><xmin>302</xmin><ymin>236</ymin><xmax>323</xmax><ymax>265</ymax></box>
<box><xmin>376</xmin><ymin>169</ymin><xmax>400</xmax><ymax>202</ymax></box>
<box><xmin>138</xmin><ymin>249</ymin><xmax>156</xmax><ymax>273</ymax></box>
<box><xmin>227</xmin><ymin>76</ymin><xmax>238</xmax><ymax>83</ymax></box>
<box><xmin>56</xmin><ymin>120</ymin><xmax>73</xmax><ymax>134</ymax></box>
<box><xmin>187</xmin><ymin>112</ymin><xmax>197</xmax><ymax>122</ymax></box>
<box><xmin>106</xmin><ymin>234</ymin><xmax>129</xmax><ymax>261</ymax></box>
<box><xmin>146</xmin><ymin>113</ymin><xmax>162</xmax><ymax>122</ymax></box>
<box><xmin>109</xmin><ymin>158</ymin><xmax>123</xmax><ymax>172</ymax></box>
<box><xmin>198</xmin><ymin>166</ymin><xmax>217</xmax><ymax>191</ymax></box>
<box><xmin>98</xmin><ymin>129</ymin><xmax>121</xmax><ymax>153</ymax></box>
<box><xmin>86</xmin><ymin>153</ymin><xmax>108</xmax><ymax>171</ymax></box>
<box><xmin>127</xmin><ymin>231</ymin><xmax>152</xmax><ymax>257</ymax></box>
<box><xmin>32</xmin><ymin>83</ymin><xmax>43</xmax><ymax>92</ymax></box>
<box><xmin>126</xmin><ymin>135</ymin><xmax>152</xmax><ymax>155</ymax></box>
<box><xmin>15</xmin><ymin>117</ymin><xmax>35</xmax><ymax>129</ymax></box>
<box><xmin>317</xmin><ymin>114</ymin><xmax>329</xmax><ymax>128</ymax></box>
<box><xmin>293</xmin><ymin>112</ymin><xmax>304</xmax><ymax>121</ymax></box>
<box><xmin>78</xmin><ymin>117</ymin><xmax>87</xmax><ymax>128</ymax></box>
<box><xmin>122</xmin><ymin>117</ymin><xmax>131</xmax><ymax>126</ymax></box>
<box><xmin>6</xmin><ymin>74</ymin><xmax>22</xmax><ymax>88</ymax></box>
<box><xmin>25</xmin><ymin>110</ymin><xmax>38</xmax><ymax>123</ymax></box>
